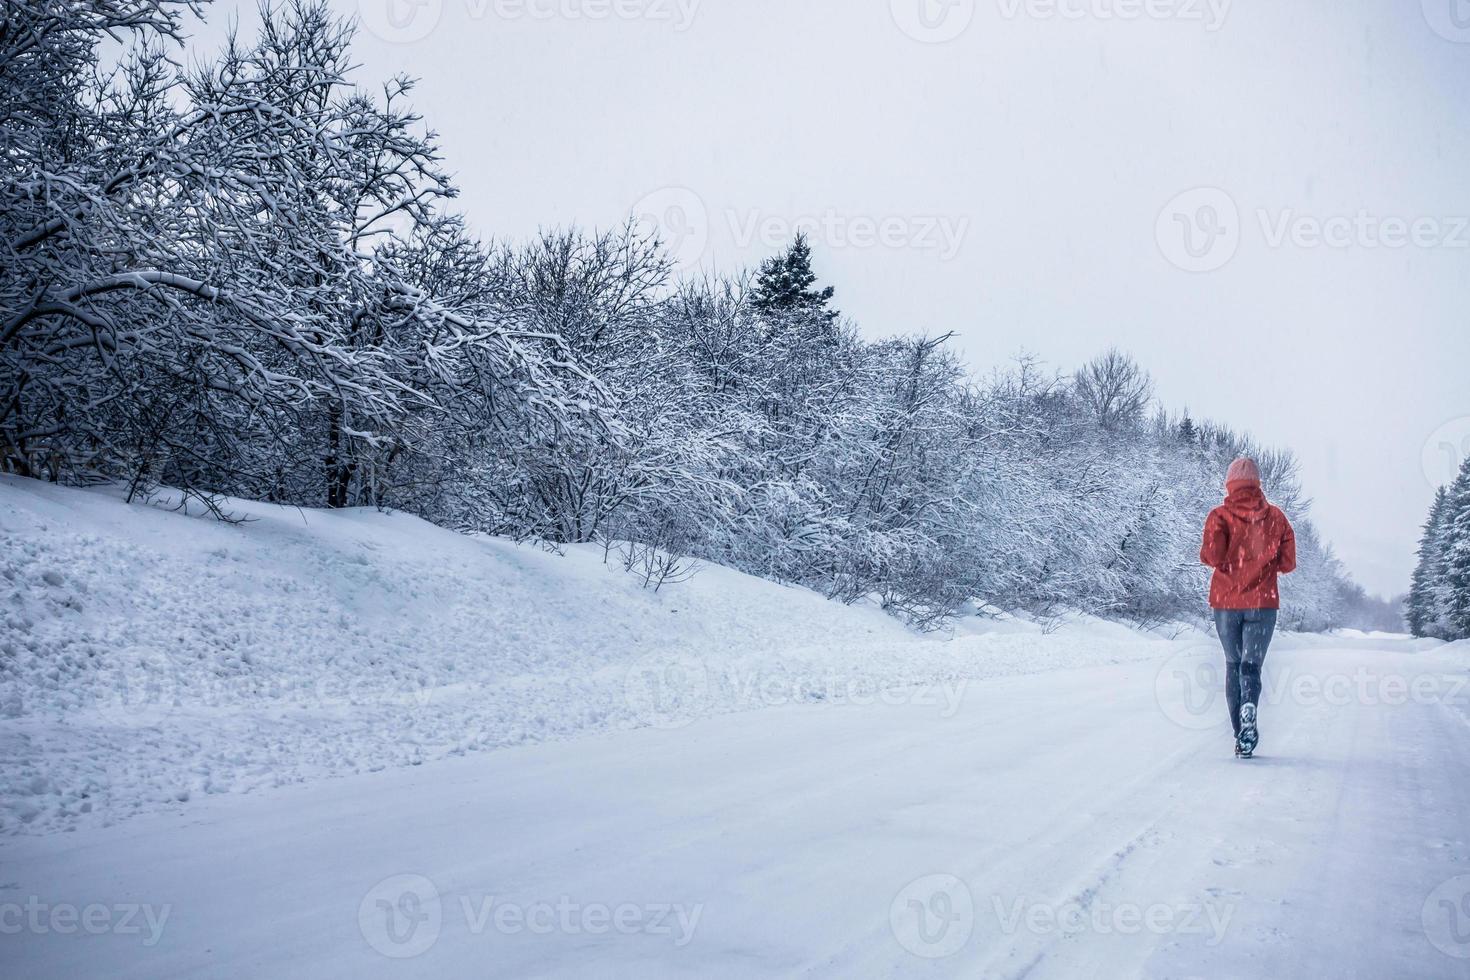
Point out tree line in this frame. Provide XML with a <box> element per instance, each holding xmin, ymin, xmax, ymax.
<box><xmin>3</xmin><ymin>0</ymin><xmax>1371</xmax><ymax>630</ymax></box>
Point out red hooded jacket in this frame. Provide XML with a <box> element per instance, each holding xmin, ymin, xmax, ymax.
<box><xmin>1199</xmin><ymin>482</ymin><xmax>1297</xmax><ymax>609</ymax></box>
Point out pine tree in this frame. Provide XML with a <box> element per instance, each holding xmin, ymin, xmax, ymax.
<box><xmin>1177</xmin><ymin>413</ymin><xmax>1198</xmax><ymax>445</ymax></box>
<box><xmin>1441</xmin><ymin>457</ymin><xmax>1470</xmax><ymax>639</ymax></box>
<box><xmin>1407</xmin><ymin>487</ymin><xmax>1448</xmax><ymax>637</ymax></box>
<box><xmin>750</xmin><ymin>233</ymin><xmax>837</xmax><ymax>327</ymax></box>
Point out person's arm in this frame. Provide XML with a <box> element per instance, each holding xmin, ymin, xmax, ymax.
<box><xmin>1200</xmin><ymin>510</ymin><xmax>1228</xmax><ymax>569</ymax></box>
<box><xmin>1277</xmin><ymin>513</ymin><xmax>1297</xmax><ymax>574</ymax></box>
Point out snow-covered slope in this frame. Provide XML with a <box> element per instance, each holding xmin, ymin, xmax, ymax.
<box><xmin>0</xmin><ymin>476</ymin><xmax>1190</xmax><ymax>834</ymax></box>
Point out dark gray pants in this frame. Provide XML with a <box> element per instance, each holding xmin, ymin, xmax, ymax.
<box><xmin>1213</xmin><ymin>608</ymin><xmax>1278</xmax><ymax>736</ymax></box>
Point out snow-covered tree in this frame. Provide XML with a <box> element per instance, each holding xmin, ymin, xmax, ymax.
<box><xmin>750</xmin><ymin>232</ymin><xmax>838</xmax><ymax>331</ymax></box>
<box><xmin>2</xmin><ymin>0</ymin><xmax>604</xmax><ymax>512</ymax></box>
<box><xmin>1408</xmin><ymin>487</ymin><xmax>1451</xmax><ymax>637</ymax></box>
<box><xmin>1</xmin><ymin>0</ymin><xmax>1363</xmax><ymax>631</ymax></box>
<box><xmin>1407</xmin><ymin>458</ymin><xmax>1470</xmax><ymax>641</ymax></box>
<box><xmin>1072</xmin><ymin>348</ymin><xmax>1155</xmax><ymax>432</ymax></box>
<box><xmin>1438</xmin><ymin>458</ymin><xmax>1470</xmax><ymax>639</ymax></box>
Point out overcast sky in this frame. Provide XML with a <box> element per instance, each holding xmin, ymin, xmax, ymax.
<box><xmin>198</xmin><ymin>0</ymin><xmax>1470</xmax><ymax>596</ymax></box>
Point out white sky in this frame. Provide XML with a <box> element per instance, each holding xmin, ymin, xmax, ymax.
<box><xmin>195</xmin><ymin>0</ymin><xmax>1470</xmax><ymax>596</ymax></box>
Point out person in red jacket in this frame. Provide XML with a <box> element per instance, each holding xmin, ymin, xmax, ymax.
<box><xmin>1199</xmin><ymin>457</ymin><xmax>1297</xmax><ymax>758</ymax></box>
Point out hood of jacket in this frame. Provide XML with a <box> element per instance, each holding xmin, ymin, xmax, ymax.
<box><xmin>1222</xmin><ymin>481</ymin><xmax>1271</xmax><ymax>523</ymax></box>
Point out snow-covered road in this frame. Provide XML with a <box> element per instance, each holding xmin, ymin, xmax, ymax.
<box><xmin>4</xmin><ymin>638</ymin><xmax>1469</xmax><ymax>978</ymax></box>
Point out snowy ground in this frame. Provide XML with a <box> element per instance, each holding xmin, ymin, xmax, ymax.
<box><xmin>3</xmin><ymin>637</ymin><xmax>1469</xmax><ymax>977</ymax></box>
<box><xmin>3</xmin><ymin>478</ymin><xmax>1469</xmax><ymax>977</ymax></box>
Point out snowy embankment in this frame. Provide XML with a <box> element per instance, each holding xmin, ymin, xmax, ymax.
<box><xmin>1</xmin><ymin>476</ymin><xmax>1228</xmax><ymax>833</ymax></box>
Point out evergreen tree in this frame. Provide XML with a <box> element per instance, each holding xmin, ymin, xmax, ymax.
<box><xmin>750</xmin><ymin>233</ymin><xmax>838</xmax><ymax>327</ymax></box>
<box><xmin>1407</xmin><ymin>487</ymin><xmax>1448</xmax><ymax>637</ymax></box>
<box><xmin>1177</xmin><ymin>413</ymin><xmax>1198</xmax><ymax>445</ymax></box>
<box><xmin>1441</xmin><ymin>457</ymin><xmax>1470</xmax><ymax>639</ymax></box>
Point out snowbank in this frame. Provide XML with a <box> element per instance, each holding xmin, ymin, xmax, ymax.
<box><xmin>1</xmin><ymin>477</ymin><xmax>1200</xmax><ymax>834</ymax></box>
